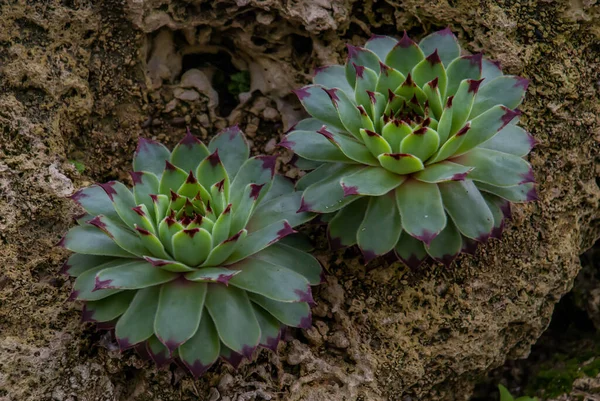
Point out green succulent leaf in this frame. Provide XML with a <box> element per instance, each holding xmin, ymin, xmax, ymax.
<box><xmin>248</xmin><ymin>292</ymin><xmax>311</xmax><ymax>329</ymax></box>
<box><xmin>452</xmin><ymin>148</ymin><xmax>533</xmax><ymax>187</ymax></box>
<box><xmin>282</xmin><ymin>129</ymin><xmax>355</xmax><ymax>164</ymax></box>
<box><xmin>227</xmin><ymin>220</ymin><xmax>295</xmax><ymax>264</ymax></box>
<box><xmin>61</xmin><ymin>254</ymin><xmax>115</xmax><ymax>277</ymax></box>
<box><xmin>411</xmin><ymin>51</ymin><xmax>447</xmax><ymax>98</ymax></box>
<box><xmin>395</xmin><ymin>179</ymin><xmax>447</xmax><ymax>244</ymax></box>
<box><xmin>83</xmin><ymin>291</ymin><xmax>135</xmax><ymax>322</ymax></box>
<box><xmin>313</xmin><ymin>65</ymin><xmax>354</xmax><ymax>94</ymax></box>
<box><xmin>88</xmin><ymin>215</ymin><xmax>148</xmax><ymax>256</ymax></box>
<box><xmin>395</xmin><ymin>231</ymin><xmax>428</xmax><ymax>268</ymax></box>
<box><xmin>253</xmin><ymin>304</ymin><xmax>281</xmax><ymax>350</ymax></box>
<box><xmin>251</xmin><ymin>243</ymin><xmax>322</xmax><ymax>285</ymax></box>
<box><xmin>439</xmin><ymin>180</ymin><xmax>494</xmax><ymax>241</ymax></box>
<box><xmin>170</xmin><ymin>130</ymin><xmax>210</xmax><ymax>173</ymax></box>
<box><xmin>413</xmin><ymin>161</ymin><xmax>472</xmax><ymax>183</ymax></box>
<box><xmin>345</xmin><ymin>46</ymin><xmax>380</xmax><ymax>88</ymax></box>
<box><xmin>247</xmin><ymin>192</ymin><xmax>315</xmax><ymax>232</ymax></box>
<box><xmin>147</xmin><ymin>335</ymin><xmax>171</xmax><ymax>366</ymax></box>
<box><xmin>365</xmin><ymin>35</ymin><xmax>398</xmax><ymax>60</ymax></box>
<box><xmin>385</xmin><ymin>32</ymin><xmax>425</xmax><ymax>75</ymax></box>
<box><xmin>327</xmin><ymin>197</ymin><xmax>369</xmax><ymax>250</ymax></box>
<box><xmin>202</xmin><ymin>230</ymin><xmax>247</xmax><ymax>267</ymax></box>
<box><xmin>154</xmin><ymin>278</ymin><xmax>206</xmax><ymax>352</ymax></box>
<box><xmin>115</xmin><ymin>286</ymin><xmax>160</xmax><ymax>349</ymax></box>
<box><xmin>159</xmin><ymin>162</ymin><xmax>189</xmax><ymax>196</ymax></box>
<box><xmin>72</xmin><ymin>260</ymin><xmax>130</xmax><ymax>301</ymax></box>
<box><xmin>178</xmin><ymin>311</ymin><xmax>221</xmax><ymax>377</ymax></box>
<box><xmin>445</xmin><ymin>54</ymin><xmax>482</xmax><ymax>97</ymax></box>
<box><xmin>470</xmin><ymin>76</ymin><xmax>528</xmax><ymax>118</ymax></box>
<box><xmin>208</xmin><ymin>126</ymin><xmax>250</xmax><ymax>180</ymax></box>
<box><xmin>94</xmin><ymin>260</ymin><xmax>178</xmax><ymax>290</ymax></box>
<box><xmin>377</xmin><ymin>153</ymin><xmax>424</xmax><ymax>175</ymax></box>
<box><xmin>60</xmin><ymin>225</ymin><xmax>135</xmax><ymax>258</ymax></box>
<box><xmin>143</xmin><ymin>256</ymin><xmax>196</xmax><ymax>272</ymax></box>
<box><xmin>324</xmin><ymin>87</ymin><xmax>363</xmax><ymax>139</ymax></box>
<box><xmin>340</xmin><ymin>166</ymin><xmax>406</xmax><ymax>196</ymax></box>
<box><xmin>424</xmin><ymin>220</ymin><xmax>462</xmax><ymax>265</ymax></box>
<box><xmin>185</xmin><ymin>267</ymin><xmax>242</xmax><ymax>284</ymax></box>
<box><xmin>230</xmin><ymin>156</ymin><xmax>275</xmax><ymax>206</ymax></box>
<box><xmin>70</xmin><ymin>185</ymin><xmax>120</xmax><ymax>222</ymax></box>
<box><xmin>476</xmin><ymin>181</ymin><xmax>537</xmax><ymax>203</ymax></box>
<box><xmin>172</xmin><ymin>228</ymin><xmax>212</xmax><ymax>266</ymax></box>
<box><xmin>228</xmin><ymin>258</ymin><xmax>312</xmax><ymax>302</ymax></box>
<box><xmin>357</xmin><ymin>192</ymin><xmax>402</xmax><ymax>261</ymax></box>
<box><xmin>455</xmin><ymin>105</ymin><xmax>519</xmax><ymax>155</ymax></box>
<box><xmin>134</xmin><ymin>138</ymin><xmax>171</xmax><ymax>178</ymax></box>
<box><xmin>481</xmin><ymin>58</ymin><xmax>503</xmax><ymax>83</ymax></box>
<box><xmin>298</xmin><ymin>164</ymin><xmax>363</xmax><ymax>213</ymax></box>
<box><xmin>294</xmin><ymin>85</ymin><xmax>345</xmax><ymax>130</ymax></box>
<box><xmin>480</xmin><ymin>122</ymin><xmax>536</xmax><ymax>157</ymax></box>
<box><xmin>206</xmin><ymin>284</ymin><xmax>261</xmax><ymax>356</ymax></box>
<box><xmin>418</xmin><ymin>28</ymin><xmax>460</xmax><ymax>67</ymax></box>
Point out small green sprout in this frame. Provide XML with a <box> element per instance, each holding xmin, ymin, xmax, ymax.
<box><xmin>499</xmin><ymin>384</ymin><xmax>538</xmax><ymax>401</ymax></box>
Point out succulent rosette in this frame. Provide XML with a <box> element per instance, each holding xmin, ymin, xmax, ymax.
<box><xmin>59</xmin><ymin>127</ymin><xmax>320</xmax><ymax>377</ymax></box>
<box><xmin>282</xmin><ymin>28</ymin><xmax>537</xmax><ymax>266</ymax></box>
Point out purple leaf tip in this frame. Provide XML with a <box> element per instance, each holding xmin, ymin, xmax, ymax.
<box><xmin>183</xmin><ymin>228</ymin><xmax>200</xmax><ymax>238</ymax></box>
<box><xmin>526</xmin><ymin>186</ymin><xmax>539</xmax><ymax>201</ymax></box>
<box><xmin>379</xmin><ymin>61</ymin><xmax>391</xmax><ymax>75</ymax></box>
<box><xmin>278</xmin><ymin>137</ymin><xmax>296</xmax><ymax>149</ymax></box>
<box><xmin>316</xmin><ymin>126</ymin><xmax>335</xmax><ymax>140</ymax></box>
<box><xmin>276</xmin><ymin>221</ymin><xmax>296</xmax><ymax>240</ymax></box>
<box><xmin>262</xmin><ymin>333</ymin><xmax>281</xmax><ymax>352</ymax></box>
<box><xmin>353</xmin><ymin>62</ymin><xmax>365</xmax><ymax>78</ymax></box>
<box><xmin>467</xmin><ymin>78</ymin><xmax>484</xmax><ymax>93</ymax></box>
<box><xmin>98</xmin><ymin>182</ymin><xmax>118</xmax><ymax>200</ymax></box>
<box><xmin>415</xmin><ymin>230</ymin><xmax>437</xmax><ymax>246</ymax></box>
<box><xmin>438</xmin><ymin>253</ymin><xmax>457</xmax><ymax>267</ymax></box>
<box><xmin>249</xmin><ymin>183</ymin><xmax>265</xmax><ymax>200</ymax></box>
<box><xmin>455</xmin><ymin>123</ymin><xmax>471</xmax><ymax>136</ymax></box>
<box><xmin>185</xmin><ymin>170</ymin><xmax>197</xmax><ymax>184</ymax></box>
<box><xmin>293</xmin><ymin>87</ymin><xmax>311</xmax><ymax>101</ymax></box>
<box><xmin>164</xmin><ymin>160</ymin><xmax>177</xmax><ymax>172</ymax></box>
<box><xmin>207</xmin><ymin>149</ymin><xmax>221</xmax><ymax>167</ymax></box>
<box><xmin>367</xmin><ymin>91</ymin><xmax>377</xmax><ymax>104</ymax></box>
<box><xmin>185</xmin><ymin>360</ymin><xmax>213</xmax><ymax>378</ymax></box>
<box><xmin>438</xmin><ymin>27</ymin><xmax>454</xmax><ymax>36</ymax></box>
<box><xmin>361</xmin><ymin>248</ymin><xmax>377</xmax><ymax>263</ymax></box>
<box><xmin>294</xmin><ymin>287</ymin><xmax>314</xmax><ymax>303</ymax></box>
<box><xmin>346</xmin><ymin>44</ymin><xmax>360</xmax><ymax>59</ymax></box>
<box><xmin>328</xmin><ymin>235</ymin><xmax>345</xmax><ymax>251</ymax></box>
<box><xmin>69</xmin><ymin>189</ymin><xmax>87</xmax><ymax>203</ymax></box>
<box><xmin>136</xmin><ymin>137</ymin><xmax>160</xmax><ymax>154</ymax></box>
<box><xmin>180</xmin><ymin>128</ymin><xmax>201</xmax><ymax>147</ymax></box>
<box><xmin>257</xmin><ymin>155</ymin><xmax>277</xmax><ymax>176</ymax></box>
<box><xmin>501</xmin><ymin>107</ymin><xmax>520</xmax><ymax>126</ymax></box>
<box><xmin>93</xmin><ymin>276</ymin><xmax>113</xmax><ymax>291</ymax></box>
<box><xmin>426</xmin><ymin>50</ymin><xmax>442</xmax><ymax>65</ymax></box>
<box><xmin>514</xmin><ymin>77</ymin><xmax>530</xmax><ymax>90</ymax></box>
<box><xmin>88</xmin><ymin>216</ymin><xmax>110</xmax><ymax>234</ymax></box>
<box><xmin>399</xmin><ymin>254</ymin><xmax>425</xmax><ymax>269</ymax></box>
<box><xmin>465</xmin><ymin>53</ymin><xmax>483</xmax><ymax>67</ymax></box>
<box><xmin>130</xmin><ymin>171</ymin><xmax>144</xmax><ymax>185</ymax></box>
<box><xmin>323</xmin><ymin>88</ymin><xmax>340</xmax><ymax>105</ymax></box>
<box><xmin>297</xmin><ymin>198</ymin><xmax>312</xmax><ymax>213</ymax></box>
<box><xmin>519</xmin><ymin>168</ymin><xmax>535</xmax><ymax>184</ymax></box>
<box><xmin>298</xmin><ymin>313</ymin><xmax>313</xmax><ymax>329</ymax></box>
<box><xmin>397</xmin><ymin>31</ymin><xmax>413</xmax><ymax>48</ymax></box>
<box><xmin>341</xmin><ymin>183</ymin><xmax>360</xmax><ymax>196</ymax></box>
<box><xmin>221</xmin><ymin>350</ymin><xmax>244</xmax><ymax>368</ymax></box>
<box><xmin>117</xmin><ymin>337</ymin><xmax>133</xmax><ymax>350</ymax></box>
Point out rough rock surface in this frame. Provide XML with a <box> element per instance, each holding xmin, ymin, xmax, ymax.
<box><xmin>1</xmin><ymin>1</ymin><xmax>599</xmax><ymax>400</ymax></box>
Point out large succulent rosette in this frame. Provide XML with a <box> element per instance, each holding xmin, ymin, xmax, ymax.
<box><xmin>282</xmin><ymin>28</ymin><xmax>537</xmax><ymax>266</ymax></box>
<box><xmin>60</xmin><ymin>127</ymin><xmax>320</xmax><ymax>377</ymax></box>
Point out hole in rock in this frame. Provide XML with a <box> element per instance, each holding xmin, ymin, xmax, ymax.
<box><xmin>180</xmin><ymin>51</ymin><xmax>248</xmax><ymax>117</ymax></box>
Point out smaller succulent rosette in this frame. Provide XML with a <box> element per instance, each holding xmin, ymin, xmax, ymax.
<box><xmin>282</xmin><ymin>28</ymin><xmax>537</xmax><ymax>266</ymax></box>
<box><xmin>60</xmin><ymin>127</ymin><xmax>320</xmax><ymax>377</ymax></box>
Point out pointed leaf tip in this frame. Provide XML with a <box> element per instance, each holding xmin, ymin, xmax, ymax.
<box><xmin>93</xmin><ymin>276</ymin><xmax>114</xmax><ymax>291</ymax></box>
<box><xmin>323</xmin><ymin>87</ymin><xmax>340</xmax><ymax>105</ymax></box>
<box><xmin>276</xmin><ymin>221</ymin><xmax>296</xmax><ymax>240</ymax></box>
<box><xmin>129</xmin><ymin>171</ymin><xmax>144</xmax><ymax>185</ymax></box>
<box><xmin>352</xmin><ymin>62</ymin><xmax>365</xmax><ymax>78</ymax></box>
<box><xmin>341</xmin><ymin>183</ymin><xmax>360</xmax><ymax>196</ymax></box>
<box><xmin>361</xmin><ymin>248</ymin><xmax>378</xmax><ymax>263</ymax></box>
<box><xmin>296</xmin><ymin>197</ymin><xmax>313</xmax><ymax>213</ymax></box>
<box><xmin>426</xmin><ymin>49</ymin><xmax>442</xmax><ymax>65</ymax></box>
<box><xmin>501</xmin><ymin>107</ymin><xmax>521</xmax><ymax>126</ymax></box>
<box><xmin>346</xmin><ymin>44</ymin><xmax>360</xmax><ymax>58</ymax></box>
<box><xmin>180</xmin><ymin>128</ymin><xmax>201</xmax><ymax>147</ymax></box>
<box><xmin>299</xmin><ymin>314</ymin><xmax>313</xmax><ymax>329</ymax></box>
<box><xmin>207</xmin><ymin>149</ymin><xmax>221</xmax><ymax>166</ymax></box>
<box><xmin>293</xmin><ymin>87</ymin><xmax>311</xmax><ymax>100</ymax></box>
<box><xmin>468</xmin><ymin>79</ymin><xmax>485</xmax><ymax>93</ymax></box>
<box><xmin>98</xmin><ymin>182</ymin><xmax>118</xmax><ymax>200</ymax></box>
<box><xmin>277</xmin><ymin>137</ymin><xmax>295</xmax><ymax>149</ymax></box>
<box><xmin>256</xmin><ymin>155</ymin><xmax>277</xmax><ymax>176</ymax></box>
<box><xmin>515</xmin><ymin>77</ymin><xmax>529</xmax><ymax>90</ymax></box>
<box><xmin>466</xmin><ymin>53</ymin><xmax>483</xmax><ymax>66</ymax></box>
<box><xmin>397</xmin><ymin>31</ymin><xmax>413</xmax><ymax>48</ymax></box>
